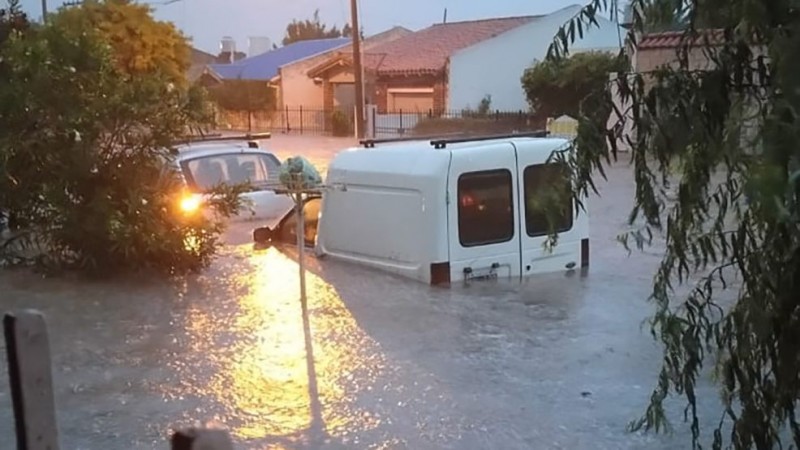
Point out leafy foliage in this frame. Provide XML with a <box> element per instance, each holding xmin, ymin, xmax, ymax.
<box><xmin>0</xmin><ymin>2</ymin><xmax>242</xmax><ymax>275</ymax></box>
<box><xmin>51</xmin><ymin>0</ymin><xmax>190</xmax><ymax>83</ymax></box>
<box><xmin>282</xmin><ymin>9</ymin><xmax>353</xmax><ymax>46</ymax></box>
<box><xmin>521</xmin><ymin>51</ymin><xmax>628</xmax><ymax>121</ymax></box>
<box><xmin>330</xmin><ymin>110</ymin><xmax>353</xmax><ymax>137</ymax></box>
<box><xmin>552</xmin><ymin>0</ymin><xmax>800</xmax><ymax>448</ymax></box>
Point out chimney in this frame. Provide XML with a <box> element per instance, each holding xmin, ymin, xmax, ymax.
<box><xmin>248</xmin><ymin>36</ymin><xmax>272</xmax><ymax>57</ymax></box>
<box><xmin>220</xmin><ymin>36</ymin><xmax>236</xmax><ymax>63</ymax></box>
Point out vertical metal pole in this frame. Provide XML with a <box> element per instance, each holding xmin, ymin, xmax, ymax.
<box><xmin>41</xmin><ymin>0</ymin><xmax>48</xmax><ymax>22</ymax></box>
<box><xmin>350</xmin><ymin>0</ymin><xmax>365</xmax><ymax>139</ymax></box>
<box><xmin>300</xmin><ymin>105</ymin><xmax>304</xmax><ymax>135</ymax></box>
<box><xmin>295</xmin><ymin>191</ymin><xmax>307</xmax><ymax>306</ymax></box>
<box><xmin>4</xmin><ymin>310</ymin><xmax>60</xmax><ymax>450</ymax></box>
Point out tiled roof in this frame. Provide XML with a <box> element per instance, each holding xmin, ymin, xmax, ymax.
<box><xmin>208</xmin><ymin>38</ymin><xmax>350</xmax><ymax>81</ymax></box>
<box><xmin>638</xmin><ymin>29</ymin><xmax>725</xmax><ymax>49</ymax></box>
<box><xmin>363</xmin><ymin>16</ymin><xmax>540</xmax><ymax>75</ymax></box>
<box><xmin>190</xmin><ymin>47</ymin><xmax>217</xmax><ymax>65</ymax></box>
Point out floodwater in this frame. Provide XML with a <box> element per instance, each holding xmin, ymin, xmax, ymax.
<box><xmin>0</xmin><ymin>137</ymin><xmax>722</xmax><ymax>449</ymax></box>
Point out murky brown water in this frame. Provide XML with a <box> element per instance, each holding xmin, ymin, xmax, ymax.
<box><xmin>0</xmin><ymin>139</ymin><xmax>723</xmax><ymax>449</ymax></box>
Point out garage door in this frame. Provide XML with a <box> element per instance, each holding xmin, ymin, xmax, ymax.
<box><xmin>390</xmin><ymin>91</ymin><xmax>434</xmax><ymax>113</ymax></box>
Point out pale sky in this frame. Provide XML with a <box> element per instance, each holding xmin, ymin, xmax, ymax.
<box><xmin>20</xmin><ymin>0</ymin><xmax>593</xmax><ymax>54</ymax></box>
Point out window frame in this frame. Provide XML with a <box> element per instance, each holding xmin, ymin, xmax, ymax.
<box><xmin>456</xmin><ymin>168</ymin><xmax>516</xmax><ymax>248</ymax></box>
<box><xmin>523</xmin><ymin>163</ymin><xmax>574</xmax><ymax>238</ymax></box>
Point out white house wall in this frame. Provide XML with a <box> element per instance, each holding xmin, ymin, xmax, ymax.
<box><xmin>448</xmin><ymin>5</ymin><xmax>623</xmax><ymax>112</ymax></box>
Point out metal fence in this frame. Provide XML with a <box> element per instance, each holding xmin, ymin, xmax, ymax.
<box><xmin>2</xmin><ymin>309</ymin><xmax>236</xmax><ymax>450</ymax></box>
<box><xmin>371</xmin><ymin>109</ymin><xmax>547</xmax><ymax>139</ymax></box>
<box><xmin>215</xmin><ymin>107</ymin><xmax>354</xmax><ymax>136</ymax></box>
<box><xmin>214</xmin><ymin>106</ymin><xmax>546</xmax><ymax>139</ymax></box>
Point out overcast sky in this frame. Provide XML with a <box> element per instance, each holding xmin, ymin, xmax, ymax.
<box><xmin>20</xmin><ymin>0</ymin><xmax>595</xmax><ymax>54</ymax></box>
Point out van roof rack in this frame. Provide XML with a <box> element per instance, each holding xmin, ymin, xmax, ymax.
<box><xmin>430</xmin><ymin>130</ymin><xmax>550</xmax><ymax>149</ymax></box>
<box><xmin>173</xmin><ymin>132</ymin><xmax>272</xmax><ymax>146</ymax></box>
<box><xmin>360</xmin><ymin>132</ymin><xmax>465</xmax><ymax>148</ymax></box>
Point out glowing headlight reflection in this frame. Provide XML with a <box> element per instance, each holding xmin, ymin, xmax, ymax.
<box><xmin>179</xmin><ymin>194</ymin><xmax>202</xmax><ymax>214</ymax></box>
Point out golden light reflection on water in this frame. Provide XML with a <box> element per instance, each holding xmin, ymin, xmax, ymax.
<box><xmin>175</xmin><ymin>246</ymin><xmax>388</xmax><ymax>442</ymax></box>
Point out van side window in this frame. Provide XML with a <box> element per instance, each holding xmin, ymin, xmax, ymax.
<box><xmin>524</xmin><ymin>163</ymin><xmax>573</xmax><ymax>237</ymax></box>
<box><xmin>457</xmin><ymin>169</ymin><xmax>514</xmax><ymax>247</ymax></box>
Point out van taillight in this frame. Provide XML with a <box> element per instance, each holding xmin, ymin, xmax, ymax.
<box><xmin>581</xmin><ymin>238</ymin><xmax>590</xmax><ymax>267</ymax></box>
<box><xmin>430</xmin><ymin>262</ymin><xmax>451</xmax><ymax>286</ymax></box>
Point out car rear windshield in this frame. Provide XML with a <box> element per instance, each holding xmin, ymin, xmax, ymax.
<box><xmin>180</xmin><ymin>152</ymin><xmax>281</xmax><ymax>192</ymax></box>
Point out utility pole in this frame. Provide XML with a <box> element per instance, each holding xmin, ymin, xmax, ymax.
<box><xmin>350</xmin><ymin>0</ymin><xmax>365</xmax><ymax>139</ymax></box>
<box><xmin>41</xmin><ymin>0</ymin><xmax>47</xmax><ymax>22</ymax></box>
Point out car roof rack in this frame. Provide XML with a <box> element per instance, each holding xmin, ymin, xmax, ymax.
<box><xmin>360</xmin><ymin>132</ymin><xmax>465</xmax><ymax>148</ymax></box>
<box><xmin>430</xmin><ymin>130</ymin><xmax>550</xmax><ymax>149</ymax></box>
<box><xmin>173</xmin><ymin>132</ymin><xmax>271</xmax><ymax>146</ymax></box>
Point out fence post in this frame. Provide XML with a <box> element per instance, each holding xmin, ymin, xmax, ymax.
<box><xmin>299</xmin><ymin>105</ymin><xmax>304</xmax><ymax>135</ymax></box>
<box><xmin>399</xmin><ymin>109</ymin><xmax>403</xmax><ymax>134</ymax></box>
<box><xmin>171</xmin><ymin>429</ymin><xmax>234</xmax><ymax>450</ymax></box>
<box><xmin>285</xmin><ymin>105</ymin><xmax>291</xmax><ymax>133</ymax></box>
<box><xmin>495</xmin><ymin>109</ymin><xmax>500</xmax><ymax>121</ymax></box>
<box><xmin>4</xmin><ymin>310</ymin><xmax>60</xmax><ymax>450</ymax></box>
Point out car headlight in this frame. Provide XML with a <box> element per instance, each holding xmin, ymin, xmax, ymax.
<box><xmin>179</xmin><ymin>194</ymin><xmax>203</xmax><ymax>214</ymax></box>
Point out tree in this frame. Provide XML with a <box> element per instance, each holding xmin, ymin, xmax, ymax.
<box><xmin>282</xmin><ymin>9</ymin><xmax>351</xmax><ymax>46</ymax></box>
<box><xmin>207</xmin><ymin>79</ymin><xmax>277</xmax><ymax>131</ymax></box>
<box><xmin>521</xmin><ymin>51</ymin><xmax>628</xmax><ymax>121</ymax></box>
<box><xmin>551</xmin><ymin>0</ymin><xmax>800</xmax><ymax>448</ymax></box>
<box><xmin>622</xmin><ymin>0</ymin><xmax>687</xmax><ymax>32</ymax></box>
<box><xmin>50</xmin><ymin>0</ymin><xmax>190</xmax><ymax>83</ymax></box>
<box><xmin>0</xmin><ymin>1</ymin><xmax>241</xmax><ymax>275</ymax></box>
<box><xmin>0</xmin><ymin>0</ymin><xmax>28</xmax><ymax>43</ymax></box>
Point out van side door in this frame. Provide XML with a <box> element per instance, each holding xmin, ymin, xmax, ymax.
<box><xmin>447</xmin><ymin>143</ymin><xmax>522</xmax><ymax>283</ymax></box>
<box><xmin>513</xmin><ymin>140</ymin><xmax>585</xmax><ymax>276</ymax></box>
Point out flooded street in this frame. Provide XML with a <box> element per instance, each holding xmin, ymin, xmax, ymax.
<box><xmin>0</xmin><ymin>137</ymin><xmax>721</xmax><ymax>449</ymax></box>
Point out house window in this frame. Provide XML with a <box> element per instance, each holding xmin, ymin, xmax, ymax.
<box><xmin>524</xmin><ymin>163</ymin><xmax>574</xmax><ymax>237</ymax></box>
<box><xmin>457</xmin><ymin>169</ymin><xmax>514</xmax><ymax>247</ymax></box>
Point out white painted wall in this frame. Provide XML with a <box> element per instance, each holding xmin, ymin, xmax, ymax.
<box><xmin>448</xmin><ymin>5</ymin><xmax>623</xmax><ymax>112</ymax></box>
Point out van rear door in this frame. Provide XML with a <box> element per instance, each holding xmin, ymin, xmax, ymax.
<box><xmin>513</xmin><ymin>140</ymin><xmax>584</xmax><ymax>275</ymax></box>
<box><xmin>447</xmin><ymin>143</ymin><xmax>522</xmax><ymax>283</ymax></box>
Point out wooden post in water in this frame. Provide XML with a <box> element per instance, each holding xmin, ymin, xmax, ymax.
<box><xmin>4</xmin><ymin>310</ymin><xmax>60</xmax><ymax>450</ymax></box>
<box><xmin>171</xmin><ymin>428</ymin><xmax>234</xmax><ymax>450</ymax></box>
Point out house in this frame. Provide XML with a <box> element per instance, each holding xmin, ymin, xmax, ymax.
<box><xmin>277</xmin><ymin>26</ymin><xmax>412</xmax><ymax>111</ymax></box>
<box><xmin>609</xmin><ymin>29</ymin><xmax>763</xmax><ymax>152</ymax></box>
<box><xmin>193</xmin><ymin>30</ymin><xmax>411</xmax><ymax>111</ymax></box>
<box><xmin>197</xmin><ymin>38</ymin><xmax>351</xmax><ymax>86</ymax></box>
<box><xmin>308</xmin><ymin>16</ymin><xmax>535</xmax><ymax>115</ymax></box>
<box><xmin>187</xmin><ymin>47</ymin><xmax>217</xmax><ymax>83</ymax></box>
<box><xmin>448</xmin><ymin>5</ymin><xmax>622</xmax><ymax>112</ymax></box>
<box><xmin>306</xmin><ymin>5</ymin><xmax>622</xmax><ymax>115</ymax></box>
<box><xmin>632</xmin><ymin>30</ymin><xmax>724</xmax><ymax>73</ymax></box>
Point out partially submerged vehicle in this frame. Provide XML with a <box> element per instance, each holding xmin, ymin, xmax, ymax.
<box><xmin>172</xmin><ymin>133</ymin><xmax>295</xmax><ymax>226</ymax></box>
<box><xmin>259</xmin><ymin>133</ymin><xmax>590</xmax><ymax>286</ymax></box>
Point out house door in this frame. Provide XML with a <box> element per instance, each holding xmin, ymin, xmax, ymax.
<box><xmin>447</xmin><ymin>143</ymin><xmax>522</xmax><ymax>283</ymax></box>
<box><xmin>513</xmin><ymin>140</ymin><xmax>583</xmax><ymax>275</ymax></box>
<box><xmin>333</xmin><ymin>83</ymin><xmax>356</xmax><ymax>111</ymax></box>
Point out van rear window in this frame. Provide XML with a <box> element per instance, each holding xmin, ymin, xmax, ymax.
<box><xmin>524</xmin><ymin>163</ymin><xmax>573</xmax><ymax>236</ymax></box>
<box><xmin>457</xmin><ymin>169</ymin><xmax>514</xmax><ymax>247</ymax></box>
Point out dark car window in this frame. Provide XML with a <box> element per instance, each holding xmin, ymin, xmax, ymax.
<box><xmin>524</xmin><ymin>163</ymin><xmax>573</xmax><ymax>237</ymax></box>
<box><xmin>180</xmin><ymin>152</ymin><xmax>281</xmax><ymax>192</ymax></box>
<box><xmin>457</xmin><ymin>169</ymin><xmax>515</xmax><ymax>247</ymax></box>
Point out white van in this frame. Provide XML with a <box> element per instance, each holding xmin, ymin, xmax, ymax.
<box><xmin>303</xmin><ymin>134</ymin><xmax>590</xmax><ymax>285</ymax></box>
